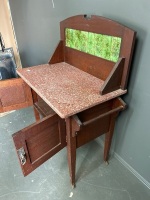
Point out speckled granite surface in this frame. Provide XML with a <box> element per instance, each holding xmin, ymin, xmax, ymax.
<box><xmin>17</xmin><ymin>62</ymin><xmax>126</xmax><ymax>118</ymax></box>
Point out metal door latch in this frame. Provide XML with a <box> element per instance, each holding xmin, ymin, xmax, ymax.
<box><xmin>17</xmin><ymin>147</ymin><xmax>26</xmax><ymax>165</ymax></box>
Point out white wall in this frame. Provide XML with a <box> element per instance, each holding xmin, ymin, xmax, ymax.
<box><xmin>9</xmin><ymin>0</ymin><xmax>68</xmax><ymax>67</ymax></box>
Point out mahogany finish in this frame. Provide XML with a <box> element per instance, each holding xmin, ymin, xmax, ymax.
<box><xmin>34</xmin><ymin>97</ymin><xmax>56</xmax><ymax>118</ymax></box>
<box><xmin>71</xmin><ymin>98</ymin><xmax>125</xmax><ymax>148</ymax></box>
<box><xmin>0</xmin><ymin>78</ymin><xmax>33</xmax><ymax>113</ymax></box>
<box><xmin>0</xmin><ymin>15</ymin><xmax>136</xmax><ymax>187</ymax></box>
<box><xmin>13</xmin><ymin>114</ymin><xmax>66</xmax><ymax>176</ymax></box>
<box><xmin>65</xmin><ymin>47</ymin><xmax>114</xmax><ymax>81</ymax></box>
<box><xmin>100</xmin><ymin>57</ymin><xmax>125</xmax><ymax>95</ymax></box>
<box><xmin>60</xmin><ymin>15</ymin><xmax>136</xmax><ymax>93</ymax></box>
<box><xmin>32</xmin><ymin>90</ymin><xmax>56</xmax><ymax>120</ymax></box>
<box><xmin>65</xmin><ymin>98</ymin><xmax>125</xmax><ymax>187</ymax></box>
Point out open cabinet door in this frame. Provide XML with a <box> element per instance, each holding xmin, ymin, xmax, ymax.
<box><xmin>0</xmin><ymin>78</ymin><xmax>33</xmax><ymax>113</ymax></box>
<box><xmin>12</xmin><ymin>114</ymin><xmax>66</xmax><ymax>176</ymax></box>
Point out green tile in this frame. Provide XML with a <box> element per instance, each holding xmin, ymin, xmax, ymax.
<box><xmin>65</xmin><ymin>28</ymin><xmax>122</xmax><ymax>62</ymax></box>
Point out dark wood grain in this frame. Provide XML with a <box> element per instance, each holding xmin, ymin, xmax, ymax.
<box><xmin>34</xmin><ymin>98</ymin><xmax>56</xmax><ymax>118</ymax></box>
<box><xmin>103</xmin><ymin>98</ymin><xmax>126</xmax><ymax>161</ymax></box>
<box><xmin>5</xmin><ymin>15</ymin><xmax>135</xmax><ymax>187</ymax></box>
<box><xmin>66</xmin><ymin>117</ymin><xmax>77</xmax><ymax>188</ymax></box>
<box><xmin>65</xmin><ymin>47</ymin><xmax>114</xmax><ymax>80</ymax></box>
<box><xmin>60</xmin><ymin>15</ymin><xmax>136</xmax><ymax>91</ymax></box>
<box><xmin>66</xmin><ymin>97</ymin><xmax>126</xmax><ymax>186</ymax></box>
<box><xmin>31</xmin><ymin>89</ymin><xmax>41</xmax><ymax>121</ymax></box>
<box><xmin>30</xmin><ymin>90</ymin><xmax>56</xmax><ymax>121</ymax></box>
<box><xmin>75</xmin><ymin>98</ymin><xmax>125</xmax><ymax>148</ymax></box>
<box><xmin>0</xmin><ymin>78</ymin><xmax>33</xmax><ymax>113</ymax></box>
<box><xmin>13</xmin><ymin>114</ymin><xmax>66</xmax><ymax>176</ymax></box>
<box><xmin>100</xmin><ymin>57</ymin><xmax>125</xmax><ymax>95</ymax></box>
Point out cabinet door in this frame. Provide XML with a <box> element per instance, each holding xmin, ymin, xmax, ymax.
<box><xmin>12</xmin><ymin>114</ymin><xmax>66</xmax><ymax>176</ymax></box>
<box><xmin>0</xmin><ymin>78</ymin><xmax>33</xmax><ymax>113</ymax></box>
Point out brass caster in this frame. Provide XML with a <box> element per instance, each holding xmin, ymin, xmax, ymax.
<box><xmin>72</xmin><ymin>184</ymin><xmax>75</xmax><ymax>189</ymax></box>
<box><xmin>105</xmin><ymin>161</ymin><xmax>109</xmax><ymax>166</ymax></box>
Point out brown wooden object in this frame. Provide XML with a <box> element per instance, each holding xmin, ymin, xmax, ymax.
<box><xmin>31</xmin><ymin>90</ymin><xmax>56</xmax><ymax>121</ymax></box>
<box><xmin>65</xmin><ymin>98</ymin><xmax>126</xmax><ymax>186</ymax></box>
<box><xmin>0</xmin><ymin>78</ymin><xmax>33</xmax><ymax>113</ymax></box>
<box><xmin>60</xmin><ymin>15</ymin><xmax>136</xmax><ymax>94</ymax></box>
<box><xmin>0</xmin><ymin>15</ymin><xmax>136</xmax><ymax>188</ymax></box>
<box><xmin>72</xmin><ymin>98</ymin><xmax>125</xmax><ymax>148</ymax></box>
<box><xmin>100</xmin><ymin>57</ymin><xmax>125</xmax><ymax>95</ymax></box>
<box><xmin>13</xmin><ymin>114</ymin><xmax>66</xmax><ymax>176</ymax></box>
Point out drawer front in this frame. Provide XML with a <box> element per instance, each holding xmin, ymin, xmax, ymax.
<box><xmin>0</xmin><ymin>78</ymin><xmax>33</xmax><ymax>113</ymax></box>
<box><xmin>76</xmin><ymin>115</ymin><xmax>110</xmax><ymax>147</ymax></box>
<box><xmin>12</xmin><ymin>114</ymin><xmax>66</xmax><ymax>176</ymax></box>
<box><xmin>74</xmin><ymin>98</ymin><xmax>126</xmax><ymax>148</ymax></box>
<box><xmin>78</xmin><ymin>101</ymin><xmax>112</xmax><ymax>122</ymax></box>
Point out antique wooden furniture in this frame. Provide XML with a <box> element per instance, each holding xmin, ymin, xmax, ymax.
<box><xmin>0</xmin><ymin>15</ymin><xmax>136</xmax><ymax>187</ymax></box>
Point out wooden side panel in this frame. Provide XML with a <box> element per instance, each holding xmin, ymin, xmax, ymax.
<box><xmin>34</xmin><ymin>97</ymin><xmax>56</xmax><ymax>117</ymax></box>
<box><xmin>49</xmin><ymin>40</ymin><xmax>64</xmax><ymax>64</ymax></box>
<box><xmin>65</xmin><ymin>47</ymin><xmax>114</xmax><ymax>80</ymax></box>
<box><xmin>60</xmin><ymin>15</ymin><xmax>136</xmax><ymax>88</ymax></box>
<box><xmin>0</xmin><ymin>78</ymin><xmax>33</xmax><ymax>113</ymax></box>
<box><xmin>13</xmin><ymin>114</ymin><xmax>66</xmax><ymax>176</ymax></box>
<box><xmin>31</xmin><ymin>90</ymin><xmax>55</xmax><ymax>120</ymax></box>
<box><xmin>120</xmin><ymin>29</ymin><xmax>136</xmax><ymax>89</ymax></box>
<box><xmin>100</xmin><ymin>57</ymin><xmax>125</xmax><ymax>94</ymax></box>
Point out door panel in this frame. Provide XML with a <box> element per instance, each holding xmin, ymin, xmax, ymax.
<box><xmin>0</xmin><ymin>78</ymin><xmax>33</xmax><ymax>113</ymax></box>
<box><xmin>12</xmin><ymin>114</ymin><xmax>66</xmax><ymax>176</ymax></box>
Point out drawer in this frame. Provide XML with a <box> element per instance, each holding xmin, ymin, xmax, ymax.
<box><xmin>72</xmin><ymin>98</ymin><xmax>126</xmax><ymax>148</ymax></box>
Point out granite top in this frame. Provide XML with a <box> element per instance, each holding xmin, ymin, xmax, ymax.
<box><xmin>17</xmin><ymin>62</ymin><xmax>126</xmax><ymax>118</ymax></box>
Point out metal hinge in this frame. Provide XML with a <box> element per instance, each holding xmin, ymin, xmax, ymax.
<box><xmin>17</xmin><ymin>147</ymin><xmax>26</xmax><ymax>165</ymax></box>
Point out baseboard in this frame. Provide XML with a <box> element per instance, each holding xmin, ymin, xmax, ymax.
<box><xmin>97</xmin><ymin>138</ymin><xmax>150</xmax><ymax>190</ymax></box>
<box><xmin>114</xmin><ymin>152</ymin><xmax>150</xmax><ymax>189</ymax></box>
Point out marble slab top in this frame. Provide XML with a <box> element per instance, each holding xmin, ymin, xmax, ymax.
<box><xmin>17</xmin><ymin>62</ymin><xmax>126</xmax><ymax>118</ymax></box>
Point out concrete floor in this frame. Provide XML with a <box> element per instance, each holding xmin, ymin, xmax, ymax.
<box><xmin>0</xmin><ymin>107</ymin><xmax>150</xmax><ymax>200</ymax></box>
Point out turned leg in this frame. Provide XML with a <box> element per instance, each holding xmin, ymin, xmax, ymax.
<box><xmin>66</xmin><ymin>117</ymin><xmax>77</xmax><ymax>188</ymax></box>
<box><xmin>104</xmin><ymin>113</ymin><xmax>118</xmax><ymax>162</ymax></box>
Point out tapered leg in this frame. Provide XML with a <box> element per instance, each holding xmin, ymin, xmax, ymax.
<box><xmin>104</xmin><ymin>113</ymin><xmax>118</xmax><ymax>162</ymax></box>
<box><xmin>66</xmin><ymin>117</ymin><xmax>76</xmax><ymax>188</ymax></box>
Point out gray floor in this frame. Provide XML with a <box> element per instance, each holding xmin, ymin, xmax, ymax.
<box><xmin>0</xmin><ymin>107</ymin><xmax>150</xmax><ymax>200</ymax></box>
